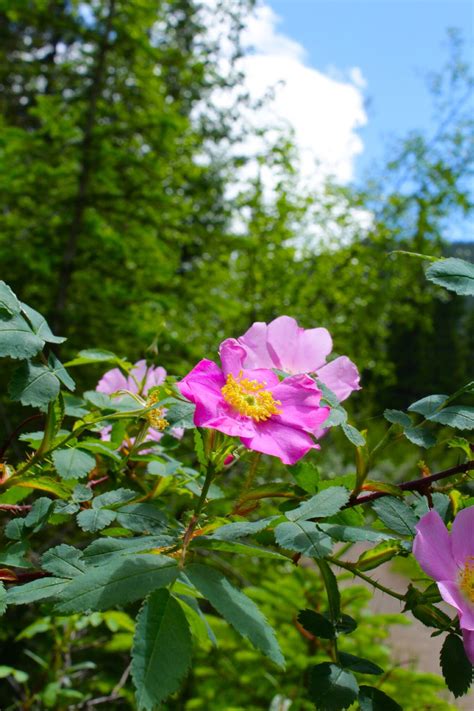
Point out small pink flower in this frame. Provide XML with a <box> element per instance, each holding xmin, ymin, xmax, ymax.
<box><xmin>220</xmin><ymin>316</ymin><xmax>360</xmax><ymax>404</ymax></box>
<box><xmin>177</xmin><ymin>357</ymin><xmax>329</xmax><ymax>466</ymax></box>
<box><xmin>96</xmin><ymin>360</ymin><xmax>183</xmax><ymax>446</ymax></box>
<box><xmin>413</xmin><ymin>507</ymin><xmax>474</xmax><ymax>664</ymax></box>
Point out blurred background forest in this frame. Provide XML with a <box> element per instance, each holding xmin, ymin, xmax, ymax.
<box><xmin>0</xmin><ymin>0</ymin><xmax>473</xmax><ymax>419</ymax></box>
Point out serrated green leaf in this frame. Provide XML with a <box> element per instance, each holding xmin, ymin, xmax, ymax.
<box><xmin>429</xmin><ymin>406</ymin><xmax>474</xmax><ymax>431</ymax></box>
<box><xmin>341</xmin><ymin>423</ymin><xmax>366</xmax><ymax>447</ymax></box>
<box><xmin>65</xmin><ymin>349</ymin><xmax>122</xmax><ymax>367</ymax></box>
<box><xmin>191</xmin><ymin>538</ymin><xmax>285</xmax><ymax>559</ymax></box>
<box><xmin>339</xmin><ymin>652</ymin><xmax>383</xmax><ymax>675</ymax></box>
<box><xmin>290</xmin><ymin>461</ymin><xmax>319</xmax><ymax>494</ymax></box>
<box><xmin>78</xmin><ymin>440</ymin><xmax>121</xmax><ymax>461</ymax></box>
<box><xmin>83</xmin><ymin>536</ymin><xmax>175</xmax><ymax>567</ymax></box>
<box><xmin>383</xmin><ymin>409</ymin><xmax>411</xmax><ymax>427</ymax></box>
<box><xmin>52</xmin><ymin>448</ymin><xmax>96</xmax><ymax>480</ymax></box>
<box><xmin>9</xmin><ymin>362</ymin><xmax>60</xmax><ymax>407</ymax></box>
<box><xmin>162</xmin><ymin>398</ymin><xmax>195</xmax><ymax>429</ymax></box>
<box><xmin>211</xmin><ymin>517</ymin><xmax>276</xmax><ymax>541</ymax></box>
<box><xmin>308</xmin><ymin>663</ymin><xmax>359</xmax><ymax>710</ymax></box>
<box><xmin>440</xmin><ymin>633</ymin><xmax>473</xmax><ymax>697</ymax></box>
<box><xmin>0</xmin><ymin>314</ymin><xmax>44</xmax><ymax>360</ymax></box>
<box><xmin>76</xmin><ymin>508</ymin><xmax>117</xmax><ymax>533</ymax></box>
<box><xmin>8</xmin><ymin>578</ymin><xmax>68</xmax><ymax>605</ymax></box>
<box><xmin>131</xmin><ymin>590</ymin><xmax>192</xmax><ymax>710</ymax></box>
<box><xmin>408</xmin><ymin>394</ymin><xmax>447</xmax><ymax>417</ymax></box>
<box><xmin>425</xmin><ymin>257</ymin><xmax>474</xmax><ymax>296</ymax></box>
<box><xmin>286</xmin><ymin>486</ymin><xmax>350</xmax><ymax>522</ymax></box>
<box><xmin>356</xmin><ymin>541</ymin><xmax>402</xmax><ymax>571</ymax></box>
<box><xmin>92</xmin><ymin>488</ymin><xmax>136</xmax><ymax>509</ymax></box>
<box><xmin>47</xmin><ymin>353</ymin><xmax>75</xmax><ymax>391</ymax></box>
<box><xmin>403</xmin><ymin>426</ymin><xmax>436</xmax><ymax>448</ymax></box>
<box><xmin>0</xmin><ymin>281</ymin><xmax>21</xmax><ymax>315</ymax></box>
<box><xmin>0</xmin><ymin>542</ymin><xmax>32</xmax><ymax>569</ymax></box>
<box><xmin>316</xmin><ymin>559</ymin><xmax>341</xmax><ymax>622</ymax></box>
<box><xmin>317</xmin><ymin>524</ymin><xmax>395</xmax><ymax>544</ymax></box>
<box><xmin>55</xmin><ymin>555</ymin><xmax>178</xmax><ymax>613</ymax></box>
<box><xmin>21</xmin><ymin>304</ymin><xmax>65</xmax><ymax>344</ymax></box>
<box><xmin>358</xmin><ymin>685</ymin><xmax>402</xmax><ymax>711</ymax></box>
<box><xmin>297</xmin><ymin>609</ymin><xmax>334</xmax><ymax>639</ymax></box>
<box><xmin>185</xmin><ymin>563</ymin><xmax>284</xmax><ymax>667</ymax></box>
<box><xmin>41</xmin><ymin>545</ymin><xmax>86</xmax><ymax>578</ymax></box>
<box><xmin>372</xmin><ymin>497</ymin><xmax>417</xmax><ymax>536</ymax></box>
<box><xmin>275</xmin><ymin>521</ymin><xmax>332</xmax><ymax>558</ymax></box>
<box><xmin>324</xmin><ymin>406</ymin><xmax>348</xmax><ymax>428</ymax></box>
<box><xmin>15</xmin><ymin>475</ymin><xmax>71</xmax><ymax>500</ymax></box>
<box><xmin>115</xmin><ymin>503</ymin><xmax>167</xmax><ymax>533</ymax></box>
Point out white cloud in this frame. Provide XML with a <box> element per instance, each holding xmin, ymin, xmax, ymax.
<box><xmin>238</xmin><ymin>2</ymin><xmax>367</xmax><ymax>184</ymax></box>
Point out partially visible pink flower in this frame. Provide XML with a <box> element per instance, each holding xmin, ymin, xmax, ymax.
<box><xmin>177</xmin><ymin>355</ymin><xmax>330</xmax><ymax>466</ymax></box>
<box><xmin>413</xmin><ymin>507</ymin><xmax>474</xmax><ymax>664</ymax></box>
<box><xmin>96</xmin><ymin>360</ymin><xmax>182</xmax><ymax>447</ymax></box>
<box><xmin>97</xmin><ymin>359</ymin><xmax>166</xmax><ymax>396</ymax></box>
<box><xmin>220</xmin><ymin>316</ymin><xmax>360</xmax><ymax>404</ymax></box>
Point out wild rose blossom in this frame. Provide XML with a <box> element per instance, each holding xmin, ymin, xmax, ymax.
<box><xmin>219</xmin><ymin>315</ymin><xmax>360</xmax><ymax>404</ymax></box>
<box><xmin>177</xmin><ymin>345</ymin><xmax>330</xmax><ymax>465</ymax></box>
<box><xmin>96</xmin><ymin>360</ymin><xmax>183</xmax><ymax>448</ymax></box>
<box><xmin>413</xmin><ymin>507</ymin><xmax>474</xmax><ymax>664</ymax></box>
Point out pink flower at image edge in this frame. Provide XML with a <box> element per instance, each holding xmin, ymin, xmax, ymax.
<box><xmin>413</xmin><ymin>507</ymin><xmax>474</xmax><ymax>664</ymax></box>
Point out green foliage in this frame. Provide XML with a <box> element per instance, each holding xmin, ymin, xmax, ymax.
<box><xmin>440</xmin><ymin>633</ymin><xmax>473</xmax><ymax>697</ymax></box>
<box><xmin>307</xmin><ymin>663</ymin><xmax>359</xmax><ymax>710</ymax></box>
<box><xmin>425</xmin><ymin>257</ymin><xmax>474</xmax><ymax>296</ymax></box>
<box><xmin>131</xmin><ymin>589</ymin><xmax>193</xmax><ymax>710</ymax></box>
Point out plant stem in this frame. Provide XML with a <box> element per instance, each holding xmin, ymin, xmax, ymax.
<box><xmin>180</xmin><ymin>464</ymin><xmax>216</xmax><ymax>566</ymax></box>
<box><xmin>329</xmin><ymin>556</ymin><xmax>405</xmax><ymax>601</ymax></box>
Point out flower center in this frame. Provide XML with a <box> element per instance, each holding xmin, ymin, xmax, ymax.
<box><xmin>221</xmin><ymin>372</ymin><xmax>282</xmax><ymax>422</ymax></box>
<box><xmin>459</xmin><ymin>556</ymin><xmax>474</xmax><ymax>605</ymax></box>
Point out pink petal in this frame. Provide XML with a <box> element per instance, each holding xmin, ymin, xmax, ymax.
<box><xmin>317</xmin><ymin>356</ymin><xmax>361</xmax><ymax>402</ymax></box>
<box><xmin>462</xmin><ymin>628</ymin><xmax>474</xmax><ymax>664</ymax></box>
<box><xmin>219</xmin><ymin>339</ymin><xmax>247</xmax><ymax>375</ymax></box>
<box><xmin>413</xmin><ymin>510</ymin><xmax>458</xmax><ymax>582</ymax></box>
<box><xmin>240</xmin><ymin>368</ymin><xmax>280</xmax><ymax>388</ymax></box>
<box><xmin>238</xmin><ymin>321</ymin><xmax>276</xmax><ymax>369</ymax></box>
<box><xmin>170</xmin><ymin>426</ymin><xmax>184</xmax><ymax>440</ymax></box>
<box><xmin>96</xmin><ymin>368</ymin><xmax>128</xmax><ymax>394</ymax></box>
<box><xmin>143</xmin><ymin>366</ymin><xmax>167</xmax><ymax>393</ymax></box>
<box><xmin>100</xmin><ymin>425</ymin><xmax>112</xmax><ymax>441</ymax></box>
<box><xmin>200</xmin><ymin>413</ymin><xmax>257</xmax><ymax>437</ymax></box>
<box><xmin>240</xmin><ymin>419</ymin><xmax>319</xmax><ymax>465</ymax></box>
<box><xmin>177</xmin><ymin>359</ymin><xmax>224</xmax><ymax>402</ymax></box>
<box><xmin>451</xmin><ymin>506</ymin><xmax>474</xmax><ymax>567</ymax></box>
<box><xmin>438</xmin><ymin>580</ymin><xmax>474</xmax><ymax>629</ymax></box>
<box><xmin>127</xmin><ymin>360</ymin><xmax>148</xmax><ymax>393</ymax></box>
<box><xmin>265</xmin><ymin>316</ymin><xmax>302</xmax><ymax>371</ymax></box>
<box><xmin>272</xmin><ymin>374</ymin><xmax>330</xmax><ymax>433</ymax></box>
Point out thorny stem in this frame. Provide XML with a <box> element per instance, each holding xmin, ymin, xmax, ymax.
<box><xmin>347</xmin><ymin>460</ymin><xmax>474</xmax><ymax>507</ymax></box>
<box><xmin>329</xmin><ymin>556</ymin><xmax>405</xmax><ymax>601</ymax></box>
<box><xmin>180</xmin><ymin>465</ymin><xmax>216</xmax><ymax>566</ymax></box>
<box><xmin>233</xmin><ymin>452</ymin><xmax>261</xmax><ymax>514</ymax></box>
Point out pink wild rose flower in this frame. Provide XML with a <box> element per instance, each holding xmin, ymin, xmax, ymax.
<box><xmin>176</xmin><ymin>349</ymin><xmax>330</xmax><ymax>465</ymax></box>
<box><xmin>219</xmin><ymin>315</ymin><xmax>360</xmax><ymax>404</ymax></box>
<box><xmin>96</xmin><ymin>359</ymin><xmax>183</xmax><ymax>448</ymax></box>
<box><xmin>413</xmin><ymin>507</ymin><xmax>474</xmax><ymax>664</ymax></box>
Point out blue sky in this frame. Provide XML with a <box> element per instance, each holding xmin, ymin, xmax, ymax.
<box><xmin>268</xmin><ymin>0</ymin><xmax>473</xmax><ymax>179</ymax></box>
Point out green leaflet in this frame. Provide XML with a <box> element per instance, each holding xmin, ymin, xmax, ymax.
<box><xmin>372</xmin><ymin>496</ymin><xmax>417</xmax><ymax>536</ymax></box>
<box><xmin>0</xmin><ymin>314</ymin><xmax>44</xmax><ymax>360</ymax></box>
<box><xmin>308</xmin><ymin>663</ymin><xmax>359</xmax><ymax>711</ymax></box>
<box><xmin>9</xmin><ymin>362</ymin><xmax>60</xmax><ymax>408</ymax></box>
<box><xmin>21</xmin><ymin>304</ymin><xmax>65</xmax><ymax>344</ymax></box>
<box><xmin>0</xmin><ymin>281</ymin><xmax>21</xmax><ymax>315</ymax></box>
<box><xmin>429</xmin><ymin>406</ymin><xmax>474</xmax><ymax>430</ymax></box>
<box><xmin>76</xmin><ymin>508</ymin><xmax>117</xmax><ymax>533</ymax></box>
<box><xmin>440</xmin><ymin>633</ymin><xmax>473</xmax><ymax>698</ymax></box>
<box><xmin>210</xmin><ymin>517</ymin><xmax>276</xmax><ymax>541</ymax></box>
<box><xmin>425</xmin><ymin>257</ymin><xmax>474</xmax><ymax>296</ymax></box>
<box><xmin>131</xmin><ymin>590</ymin><xmax>192</xmax><ymax>710</ymax></box>
<box><xmin>41</xmin><ymin>545</ymin><xmax>87</xmax><ymax>578</ymax></box>
<box><xmin>115</xmin><ymin>503</ymin><xmax>167</xmax><ymax>533</ymax></box>
<box><xmin>185</xmin><ymin>563</ymin><xmax>284</xmax><ymax>667</ymax></box>
<box><xmin>297</xmin><ymin>609</ymin><xmax>335</xmax><ymax>639</ymax></box>
<box><xmin>358</xmin><ymin>686</ymin><xmax>403</xmax><ymax>710</ymax></box>
<box><xmin>285</xmin><ymin>486</ymin><xmax>350</xmax><ymax>522</ymax></box>
<box><xmin>274</xmin><ymin>521</ymin><xmax>333</xmax><ymax>558</ymax></box>
<box><xmin>339</xmin><ymin>653</ymin><xmax>383</xmax><ymax>675</ymax></box>
<box><xmin>54</xmin><ymin>554</ymin><xmax>178</xmax><ymax>613</ymax></box>
<box><xmin>7</xmin><ymin>578</ymin><xmax>68</xmax><ymax>605</ymax></box>
<box><xmin>52</xmin><ymin>448</ymin><xmax>96</xmax><ymax>480</ymax></box>
<box><xmin>82</xmin><ymin>536</ymin><xmax>175</xmax><ymax>567</ymax></box>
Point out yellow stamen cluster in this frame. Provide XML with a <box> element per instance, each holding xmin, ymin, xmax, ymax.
<box><xmin>221</xmin><ymin>371</ymin><xmax>281</xmax><ymax>422</ymax></box>
<box><xmin>145</xmin><ymin>393</ymin><xmax>169</xmax><ymax>431</ymax></box>
<box><xmin>459</xmin><ymin>557</ymin><xmax>474</xmax><ymax>604</ymax></box>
